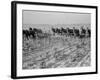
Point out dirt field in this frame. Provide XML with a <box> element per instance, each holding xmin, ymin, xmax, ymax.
<box><xmin>22</xmin><ymin>36</ymin><xmax>91</xmax><ymax>69</ymax></box>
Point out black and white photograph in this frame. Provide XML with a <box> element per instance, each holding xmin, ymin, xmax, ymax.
<box><xmin>11</xmin><ymin>1</ymin><xmax>97</xmax><ymax>79</ymax></box>
<box><xmin>22</xmin><ymin>10</ymin><xmax>91</xmax><ymax>69</ymax></box>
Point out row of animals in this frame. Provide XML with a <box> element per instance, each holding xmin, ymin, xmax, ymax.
<box><xmin>23</xmin><ymin>27</ymin><xmax>91</xmax><ymax>40</ymax></box>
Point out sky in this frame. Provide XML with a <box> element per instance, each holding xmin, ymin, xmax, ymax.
<box><xmin>22</xmin><ymin>10</ymin><xmax>91</xmax><ymax>30</ymax></box>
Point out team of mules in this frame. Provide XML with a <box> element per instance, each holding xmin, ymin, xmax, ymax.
<box><xmin>23</xmin><ymin>26</ymin><xmax>91</xmax><ymax>40</ymax></box>
<box><xmin>52</xmin><ymin>27</ymin><xmax>91</xmax><ymax>38</ymax></box>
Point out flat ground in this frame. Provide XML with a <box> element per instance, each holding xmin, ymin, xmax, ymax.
<box><xmin>22</xmin><ymin>36</ymin><xmax>91</xmax><ymax>69</ymax></box>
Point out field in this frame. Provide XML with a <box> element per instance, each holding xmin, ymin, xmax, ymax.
<box><xmin>22</xmin><ymin>34</ymin><xmax>91</xmax><ymax>69</ymax></box>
